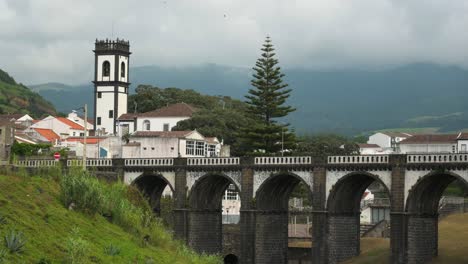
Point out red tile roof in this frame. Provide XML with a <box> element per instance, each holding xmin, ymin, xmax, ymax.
<box><xmin>57</xmin><ymin>117</ymin><xmax>85</xmax><ymax>130</ymax></box>
<box><xmin>457</xmin><ymin>132</ymin><xmax>468</xmax><ymax>140</ymax></box>
<box><xmin>34</xmin><ymin>128</ymin><xmax>60</xmax><ymax>143</ymax></box>
<box><xmin>399</xmin><ymin>134</ymin><xmax>458</xmax><ymax>144</ymax></box>
<box><xmin>65</xmin><ymin>137</ymin><xmax>103</xmax><ymax>144</ymax></box>
<box><xmin>117</xmin><ymin>113</ymin><xmax>137</xmax><ymax>120</ymax></box>
<box><xmin>132</xmin><ymin>131</ymin><xmax>194</xmax><ymax>138</ymax></box>
<box><xmin>380</xmin><ymin>132</ymin><xmax>412</xmax><ymax>137</ymax></box>
<box><xmin>138</xmin><ymin>103</ymin><xmax>196</xmax><ymax>118</ymax></box>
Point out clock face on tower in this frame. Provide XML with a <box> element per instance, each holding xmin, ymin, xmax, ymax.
<box><xmin>93</xmin><ymin>39</ymin><xmax>131</xmax><ymax>135</ymax></box>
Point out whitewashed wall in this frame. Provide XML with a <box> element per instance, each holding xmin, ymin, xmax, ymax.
<box><xmin>136</xmin><ymin>116</ymin><xmax>190</xmax><ymax>132</ymax></box>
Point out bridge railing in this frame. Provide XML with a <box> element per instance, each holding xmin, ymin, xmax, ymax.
<box><xmin>407</xmin><ymin>154</ymin><xmax>468</xmax><ymax>163</ymax></box>
<box><xmin>328</xmin><ymin>155</ymin><xmax>389</xmax><ymax>164</ymax></box>
<box><xmin>187</xmin><ymin>157</ymin><xmax>240</xmax><ymax>166</ymax></box>
<box><xmin>67</xmin><ymin>159</ymin><xmax>113</xmax><ymax>167</ymax></box>
<box><xmin>15</xmin><ymin>159</ymin><xmax>59</xmax><ymax>167</ymax></box>
<box><xmin>124</xmin><ymin>158</ymin><xmax>174</xmax><ymax>166</ymax></box>
<box><xmin>254</xmin><ymin>156</ymin><xmax>312</xmax><ymax>165</ymax></box>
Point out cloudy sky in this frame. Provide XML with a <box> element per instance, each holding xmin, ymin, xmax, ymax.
<box><xmin>1</xmin><ymin>0</ymin><xmax>468</xmax><ymax>84</ymax></box>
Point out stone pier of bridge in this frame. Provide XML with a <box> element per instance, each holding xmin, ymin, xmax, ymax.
<box><xmin>15</xmin><ymin>153</ymin><xmax>468</xmax><ymax>264</ymax></box>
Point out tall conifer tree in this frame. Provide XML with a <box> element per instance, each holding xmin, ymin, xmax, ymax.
<box><xmin>242</xmin><ymin>36</ymin><xmax>296</xmax><ymax>154</ymax></box>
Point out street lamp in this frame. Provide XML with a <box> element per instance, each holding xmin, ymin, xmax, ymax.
<box><xmin>74</xmin><ymin>104</ymin><xmax>88</xmax><ymax>169</ymax></box>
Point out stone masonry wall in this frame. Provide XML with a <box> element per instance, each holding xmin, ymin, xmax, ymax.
<box><xmin>327</xmin><ymin>215</ymin><xmax>360</xmax><ymax>264</ymax></box>
<box><xmin>188</xmin><ymin>210</ymin><xmax>222</xmax><ymax>254</ymax></box>
<box><xmin>407</xmin><ymin>216</ymin><xmax>438</xmax><ymax>264</ymax></box>
<box><xmin>255</xmin><ymin>212</ymin><xmax>289</xmax><ymax>264</ymax></box>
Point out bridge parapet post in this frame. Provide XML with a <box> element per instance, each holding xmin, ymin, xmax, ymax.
<box><xmin>388</xmin><ymin>154</ymin><xmax>408</xmax><ymax>264</ymax></box>
<box><xmin>173</xmin><ymin>158</ymin><xmax>188</xmax><ymax>242</ymax></box>
<box><xmin>240</xmin><ymin>157</ymin><xmax>255</xmax><ymax>264</ymax></box>
<box><xmin>311</xmin><ymin>166</ymin><xmax>328</xmax><ymax>264</ymax></box>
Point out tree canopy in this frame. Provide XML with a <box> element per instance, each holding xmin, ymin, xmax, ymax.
<box><xmin>241</xmin><ymin>36</ymin><xmax>296</xmax><ymax>154</ymax></box>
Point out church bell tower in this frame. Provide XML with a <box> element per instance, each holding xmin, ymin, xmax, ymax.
<box><xmin>93</xmin><ymin>38</ymin><xmax>131</xmax><ymax>135</ymax></box>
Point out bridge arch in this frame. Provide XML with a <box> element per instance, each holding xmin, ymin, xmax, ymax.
<box><xmin>405</xmin><ymin>170</ymin><xmax>468</xmax><ymax>263</ymax></box>
<box><xmin>187</xmin><ymin>172</ymin><xmax>241</xmax><ymax>254</ymax></box>
<box><xmin>223</xmin><ymin>253</ymin><xmax>239</xmax><ymax>264</ymax></box>
<box><xmin>132</xmin><ymin>172</ymin><xmax>174</xmax><ymax>216</ymax></box>
<box><xmin>255</xmin><ymin>171</ymin><xmax>313</xmax><ymax>264</ymax></box>
<box><xmin>326</xmin><ymin>171</ymin><xmax>391</xmax><ymax>263</ymax></box>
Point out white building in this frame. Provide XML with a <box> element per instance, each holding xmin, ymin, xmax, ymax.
<box><xmin>93</xmin><ymin>39</ymin><xmax>130</xmax><ymax>135</ymax></box>
<box><xmin>456</xmin><ymin>133</ymin><xmax>468</xmax><ymax>153</ymax></box>
<box><xmin>367</xmin><ymin>132</ymin><xmax>412</xmax><ymax>153</ymax></box>
<box><xmin>28</xmin><ymin>116</ymin><xmax>89</xmax><ymax>141</ymax></box>
<box><xmin>122</xmin><ymin>130</ymin><xmax>222</xmax><ymax>158</ymax></box>
<box><xmin>398</xmin><ymin>134</ymin><xmax>458</xmax><ymax>154</ymax></box>
<box><xmin>116</xmin><ymin>103</ymin><xmax>196</xmax><ymax>136</ymax></box>
<box><xmin>358</xmin><ymin>143</ymin><xmax>386</xmax><ymax>155</ymax></box>
<box><xmin>222</xmin><ymin>184</ymin><xmax>240</xmax><ymax>224</ymax></box>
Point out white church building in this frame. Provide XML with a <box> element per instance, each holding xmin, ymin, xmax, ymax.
<box><xmin>91</xmin><ymin>38</ymin><xmax>225</xmax><ymax>158</ymax></box>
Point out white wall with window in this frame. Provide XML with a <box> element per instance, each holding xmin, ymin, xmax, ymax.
<box><xmin>458</xmin><ymin>139</ymin><xmax>468</xmax><ymax>153</ymax></box>
<box><xmin>135</xmin><ymin>117</ymin><xmax>189</xmax><ymax>132</ymax></box>
<box><xmin>222</xmin><ymin>184</ymin><xmax>240</xmax><ymax>224</ymax></box>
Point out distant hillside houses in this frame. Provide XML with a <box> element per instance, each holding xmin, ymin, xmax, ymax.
<box><xmin>0</xmin><ymin>102</ymin><xmax>226</xmax><ymax>160</ymax></box>
<box><xmin>362</xmin><ymin>131</ymin><xmax>468</xmax><ymax>154</ymax></box>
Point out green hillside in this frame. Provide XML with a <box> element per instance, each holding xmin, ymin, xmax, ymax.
<box><xmin>0</xmin><ymin>69</ymin><xmax>56</xmax><ymax>117</ymax></box>
<box><xmin>0</xmin><ymin>169</ymin><xmax>219</xmax><ymax>263</ymax></box>
<box><xmin>31</xmin><ymin>63</ymin><xmax>468</xmax><ymax>135</ymax></box>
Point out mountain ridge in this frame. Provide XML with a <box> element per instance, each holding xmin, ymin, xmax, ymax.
<box><xmin>30</xmin><ymin>63</ymin><xmax>468</xmax><ymax>135</ymax></box>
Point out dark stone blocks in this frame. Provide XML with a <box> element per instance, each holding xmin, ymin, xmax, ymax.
<box><xmin>188</xmin><ymin>210</ymin><xmax>222</xmax><ymax>254</ymax></box>
<box><xmin>255</xmin><ymin>212</ymin><xmax>289</xmax><ymax>264</ymax></box>
<box><xmin>327</xmin><ymin>215</ymin><xmax>360</xmax><ymax>264</ymax></box>
<box><xmin>407</xmin><ymin>216</ymin><xmax>438</xmax><ymax>264</ymax></box>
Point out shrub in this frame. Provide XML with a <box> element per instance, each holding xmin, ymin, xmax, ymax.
<box><xmin>0</xmin><ymin>248</ymin><xmax>6</xmax><ymax>261</ymax></box>
<box><xmin>4</xmin><ymin>229</ymin><xmax>26</xmax><ymax>253</ymax></box>
<box><xmin>60</xmin><ymin>169</ymin><xmax>102</xmax><ymax>214</ymax></box>
<box><xmin>0</xmin><ymin>214</ymin><xmax>6</xmax><ymax>225</ymax></box>
<box><xmin>65</xmin><ymin>227</ymin><xmax>88</xmax><ymax>264</ymax></box>
<box><xmin>36</xmin><ymin>258</ymin><xmax>52</xmax><ymax>264</ymax></box>
<box><xmin>103</xmin><ymin>243</ymin><xmax>121</xmax><ymax>256</ymax></box>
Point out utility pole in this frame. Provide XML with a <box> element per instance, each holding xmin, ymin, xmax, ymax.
<box><xmin>83</xmin><ymin>104</ymin><xmax>87</xmax><ymax>169</ymax></box>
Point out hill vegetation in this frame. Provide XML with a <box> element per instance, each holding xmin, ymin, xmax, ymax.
<box><xmin>30</xmin><ymin>63</ymin><xmax>468</xmax><ymax>135</ymax></box>
<box><xmin>0</xmin><ymin>69</ymin><xmax>56</xmax><ymax>117</ymax></box>
<box><xmin>0</xmin><ymin>168</ymin><xmax>218</xmax><ymax>263</ymax></box>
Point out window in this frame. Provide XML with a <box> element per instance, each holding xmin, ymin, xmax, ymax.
<box><xmin>208</xmin><ymin>144</ymin><xmax>216</xmax><ymax>157</ymax></box>
<box><xmin>151</xmin><ymin>147</ymin><xmax>155</xmax><ymax>150</ymax></box>
<box><xmin>143</xmin><ymin>147</ymin><xmax>147</xmax><ymax>150</ymax></box>
<box><xmin>462</xmin><ymin>144</ymin><xmax>467</xmax><ymax>153</ymax></box>
<box><xmin>102</xmin><ymin>61</ymin><xmax>110</xmax><ymax>77</ymax></box>
<box><xmin>109</xmin><ymin>110</ymin><xmax>113</xmax><ymax>118</ymax></box>
<box><xmin>97</xmin><ymin>117</ymin><xmax>101</xmax><ymax>125</ymax></box>
<box><xmin>163</xmin><ymin>123</ymin><xmax>169</xmax><ymax>131</ymax></box>
<box><xmin>143</xmin><ymin>120</ymin><xmax>150</xmax><ymax>131</ymax></box>
<box><xmin>223</xmin><ymin>184</ymin><xmax>239</xmax><ymax>200</ymax></box>
<box><xmin>452</xmin><ymin>145</ymin><xmax>456</xmax><ymax>153</ymax></box>
<box><xmin>195</xmin><ymin>141</ymin><xmax>205</xmax><ymax>156</ymax></box>
<box><xmin>121</xmin><ymin>62</ymin><xmax>125</xmax><ymax>78</ymax></box>
<box><xmin>72</xmin><ymin>132</ymin><xmax>76</xmax><ymax>136</ymax></box>
<box><xmin>0</xmin><ymin>129</ymin><xmax>2</xmax><ymax>135</ymax></box>
<box><xmin>80</xmin><ymin>133</ymin><xmax>84</xmax><ymax>137</ymax></box>
<box><xmin>186</xmin><ymin>140</ymin><xmax>195</xmax><ymax>155</ymax></box>
<box><xmin>98</xmin><ymin>92</ymin><xmax>102</xmax><ymax>98</ymax></box>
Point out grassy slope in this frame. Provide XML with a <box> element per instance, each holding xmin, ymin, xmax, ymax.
<box><xmin>0</xmin><ymin>174</ymin><xmax>218</xmax><ymax>263</ymax></box>
<box><xmin>0</xmin><ymin>69</ymin><xmax>56</xmax><ymax>117</ymax></box>
<box><xmin>345</xmin><ymin>213</ymin><xmax>468</xmax><ymax>264</ymax></box>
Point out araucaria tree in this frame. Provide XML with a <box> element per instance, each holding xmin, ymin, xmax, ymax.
<box><xmin>242</xmin><ymin>36</ymin><xmax>296</xmax><ymax>154</ymax></box>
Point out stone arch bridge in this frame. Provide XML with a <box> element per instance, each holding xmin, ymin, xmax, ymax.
<box><xmin>17</xmin><ymin>154</ymin><xmax>468</xmax><ymax>264</ymax></box>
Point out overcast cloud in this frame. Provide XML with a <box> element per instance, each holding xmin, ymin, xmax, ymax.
<box><xmin>1</xmin><ymin>0</ymin><xmax>468</xmax><ymax>84</ymax></box>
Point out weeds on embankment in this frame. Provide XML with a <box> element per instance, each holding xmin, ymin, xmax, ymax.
<box><xmin>0</xmin><ymin>166</ymin><xmax>220</xmax><ymax>263</ymax></box>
